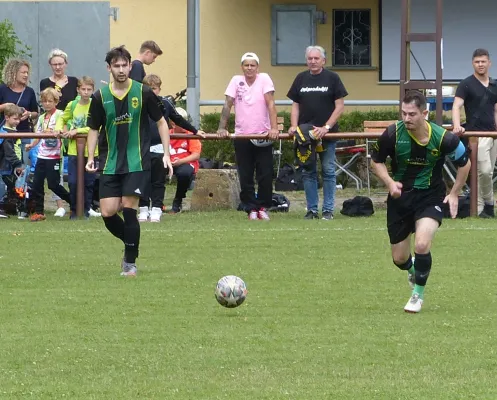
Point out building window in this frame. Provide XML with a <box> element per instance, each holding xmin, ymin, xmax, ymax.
<box><xmin>271</xmin><ymin>5</ymin><xmax>316</xmax><ymax>65</ymax></box>
<box><xmin>333</xmin><ymin>9</ymin><xmax>371</xmax><ymax>67</ymax></box>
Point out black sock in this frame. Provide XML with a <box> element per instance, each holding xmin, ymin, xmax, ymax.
<box><xmin>103</xmin><ymin>214</ymin><xmax>125</xmax><ymax>242</ymax></box>
<box><xmin>393</xmin><ymin>255</ymin><xmax>413</xmax><ymax>271</ymax></box>
<box><xmin>414</xmin><ymin>252</ymin><xmax>432</xmax><ymax>286</ymax></box>
<box><xmin>123</xmin><ymin>207</ymin><xmax>140</xmax><ymax>263</ymax></box>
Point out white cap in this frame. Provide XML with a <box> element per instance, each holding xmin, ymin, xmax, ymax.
<box><xmin>241</xmin><ymin>52</ymin><xmax>259</xmax><ymax>64</ymax></box>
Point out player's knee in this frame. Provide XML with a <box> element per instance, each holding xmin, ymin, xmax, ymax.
<box><xmin>392</xmin><ymin>255</ymin><xmax>411</xmax><ymax>270</ymax></box>
<box><xmin>414</xmin><ymin>240</ymin><xmax>431</xmax><ymax>255</ymax></box>
<box><xmin>478</xmin><ymin>162</ymin><xmax>493</xmax><ymax>177</ymax></box>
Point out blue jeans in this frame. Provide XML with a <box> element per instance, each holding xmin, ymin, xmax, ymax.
<box><xmin>302</xmin><ymin>140</ymin><xmax>336</xmax><ymax>213</ymax></box>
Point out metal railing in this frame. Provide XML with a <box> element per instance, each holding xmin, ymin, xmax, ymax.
<box><xmin>0</xmin><ymin>131</ymin><xmax>493</xmax><ymax>218</ymax></box>
<box><xmin>199</xmin><ymin>100</ymin><xmax>400</xmax><ymax>107</ymax></box>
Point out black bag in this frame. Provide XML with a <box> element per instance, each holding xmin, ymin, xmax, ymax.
<box><xmin>340</xmin><ymin>196</ymin><xmax>374</xmax><ymax>217</ymax></box>
<box><xmin>269</xmin><ymin>192</ymin><xmax>290</xmax><ymax>212</ymax></box>
<box><xmin>199</xmin><ymin>157</ymin><xmax>216</xmax><ymax>169</ymax></box>
<box><xmin>274</xmin><ymin>163</ymin><xmax>304</xmax><ymax>191</ymax></box>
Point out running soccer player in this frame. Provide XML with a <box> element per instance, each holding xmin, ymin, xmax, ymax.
<box><xmin>85</xmin><ymin>45</ymin><xmax>173</xmax><ymax>276</ymax></box>
<box><xmin>371</xmin><ymin>90</ymin><xmax>471</xmax><ymax>313</ymax></box>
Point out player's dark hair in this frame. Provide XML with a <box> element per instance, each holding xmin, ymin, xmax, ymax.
<box><xmin>472</xmin><ymin>48</ymin><xmax>490</xmax><ymax>59</ymax></box>
<box><xmin>402</xmin><ymin>90</ymin><xmax>427</xmax><ymax>111</ymax></box>
<box><xmin>105</xmin><ymin>45</ymin><xmax>132</xmax><ymax>65</ymax></box>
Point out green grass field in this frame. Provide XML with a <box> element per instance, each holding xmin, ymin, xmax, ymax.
<box><xmin>1</xmin><ymin>210</ymin><xmax>496</xmax><ymax>399</ymax></box>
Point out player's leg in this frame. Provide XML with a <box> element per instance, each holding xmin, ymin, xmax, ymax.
<box><xmin>412</xmin><ymin>217</ymin><xmax>439</xmax><ymax>297</ymax></box>
<box><xmin>100</xmin><ymin>174</ymin><xmax>125</xmax><ymax>242</ymax></box>
<box><xmin>120</xmin><ymin>171</ymin><xmax>150</xmax><ymax>275</ymax></box>
<box><xmin>254</xmin><ymin>144</ymin><xmax>274</xmax><ymax>220</ymax></box>
<box><xmin>387</xmin><ymin>194</ymin><xmax>416</xmax><ymax>289</ymax></box>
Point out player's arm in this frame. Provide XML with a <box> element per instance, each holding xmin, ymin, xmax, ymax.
<box><xmin>442</xmin><ymin>132</ymin><xmax>471</xmax><ymax>217</ymax></box>
<box><xmin>85</xmin><ymin>93</ymin><xmax>103</xmax><ymax>172</ymax></box>
<box><xmin>217</xmin><ymin>95</ymin><xmax>234</xmax><ymax>137</ymax></box>
<box><xmin>370</xmin><ymin>125</ymin><xmax>402</xmax><ymax>197</ymax></box>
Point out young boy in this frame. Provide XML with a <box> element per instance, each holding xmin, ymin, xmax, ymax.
<box><xmin>129</xmin><ymin>41</ymin><xmax>163</xmax><ymax>83</ymax></box>
<box><xmin>138</xmin><ymin>74</ymin><xmax>203</xmax><ymax>222</ymax></box>
<box><xmin>168</xmin><ymin>107</ymin><xmax>202</xmax><ymax>214</ymax></box>
<box><xmin>55</xmin><ymin>76</ymin><xmax>100</xmax><ymax>219</ymax></box>
<box><xmin>25</xmin><ymin>88</ymin><xmax>71</xmax><ymax>221</ymax></box>
<box><xmin>0</xmin><ymin>104</ymin><xmax>24</xmax><ymax>218</ymax></box>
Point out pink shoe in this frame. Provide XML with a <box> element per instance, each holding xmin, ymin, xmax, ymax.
<box><xmin>257</xmin><ymin>208</ymin><xmax>270</xmax><ymax>220</ymax></box>
<box><xmin>248</xmin><ymin>210</ymin><xmax>258</xmax><ymax>220</ymax></box>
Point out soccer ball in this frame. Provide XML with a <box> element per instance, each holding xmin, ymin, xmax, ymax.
<box><xmin>214</xmin><ymin>275</ymin><xmax>248</xmax><ymax>308</ymax></box>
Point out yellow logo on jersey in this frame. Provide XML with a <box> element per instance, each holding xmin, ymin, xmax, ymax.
<box><xmin>131</xmin><ymin>97</ymin><xmax>139</xmax><ymax>109</ymax></box>
<box><xmin>431</xmin><ymin>148</ymin><xmax>440</xmax><ymax>157</ymax></box>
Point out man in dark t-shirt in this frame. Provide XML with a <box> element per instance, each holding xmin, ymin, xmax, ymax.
<box><xmin>287</xmin><ymin>45</ymin><xmax>348</xmax><ymax>220</ymax></box>
<box><xmin>129</xmin><ymin>40</ymin><xmax>163</xmax><ymax>82</ymax></box>
<box><xmin>452</xmin><ymin>48</ymin><xmax>497</xmax><ymax>218</ymax></box>
<box><xmin>86</xmin><ymin>45</ymin><xmax>172</xmax><ymax>277</ymax></box>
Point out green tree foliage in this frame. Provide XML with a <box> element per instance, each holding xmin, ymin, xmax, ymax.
<box><xmin>0</xmin><ymin>19</ymin><xmax>31</xmax><ymax>83</ymax></box>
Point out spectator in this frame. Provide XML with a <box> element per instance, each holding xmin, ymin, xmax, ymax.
<box><xmin>167</xmin><ymin>107</ymin><xmax>202</xmax><ymax>214</ymax></box>
<box><xmin>129</xmin><ymin>41</ymin><xmax>163</xmax><ymax>83</ymax></box>
<box><xmin>217</xmin><ymin>52</ymin><xmax>279</xmax><ymax>221</ymax></box>
<box><xmin>25</xmin><ymin>88</ymin><xmax>71</xmax><ymax>221</ymax></box>
<box><xmin>55</xmin><ymin>76</ymin><xmax>100</xmax><ymax>219</ymax></box>
<box><xmin>452</xmin><ymin>48</ymin><xmax>497</xmax><ymax>218</ymax></box>
<box><xmin>0</xmin><ymin>59</ymin><xmax>39</xmax><ymax>132</ymax></box>
<box><xmin>138</xmin><ymin>73</ymin><xmax>204</xmax><ymax>222</ymax></box>
<box><xmin>40</xmin><ymin>49</ymin><xmax>78</xmax><ymax>111</ymax></box>
<box><xmin>287</xmin><ymin>45</ymin><xmax>348</xmax><ymax>220</ymax></box>
<box><xmin>0</xmin><ymin>104</ymin><xmax>24</xmax><ymax>218</ymax></box>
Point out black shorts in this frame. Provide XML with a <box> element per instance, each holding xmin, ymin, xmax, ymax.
<box><xmin>387</xmin><ymin>188</ymin><xmax>445</xmax><ymax>244</ymax></box>
<box><xmin>99</xmin><ymin>171</ymin><xmax>151</xmax><ymax>199</ymax></box>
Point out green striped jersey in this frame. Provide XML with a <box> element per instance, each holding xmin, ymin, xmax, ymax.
<box><xmin>371</xmin><ymin>120</ymin><xmax>461</xmax><ymax>190</ymax></box>
<box><xmin>87</xmin><ymin>80</ymin><xmax>163</xmax><ymax>174</ymax></box>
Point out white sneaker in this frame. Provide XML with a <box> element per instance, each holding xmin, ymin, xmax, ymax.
<box><xmin>404</xmin><ymin>293</ymin><xmax>423</xmax><ymax>313</ymax></box>
<box><xmin>138</xmin><ymin>206</ymin><xmax>149</xmax><ymax>222</ymax></box>
<box><xmin>54</xmin><ymin>207</ymin><xmax>66</xmax><ymax>217</ymax></box>
<box><xmin>257</xmin><ymin>208</ymin><xmax>270</xmax><ymax>220</ymax></box>
<box><xmin>248</xmin><ymin>210</ymin><xmax>258</xmax><ymax>220</ymax></box>
<box><xmin>88</xmin><ymin>208</ymin><xmax>101</xmax><ymax>217</ymax></box>
<box><xmin>150</xmin><ymin>207</ymin><xmax>162</xmax><ymax>222</ymax></box>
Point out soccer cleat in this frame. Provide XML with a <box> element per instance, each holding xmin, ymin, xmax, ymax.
<box><xmin>408</xmin><ymin>256</ymin><xmax>415</xmax><ymax>289</ymax></box>
<box><xmin>404</xmin><ymin>293</ymin><xmax>423</xmax><ymax>313</ymax></box>
<box><xmin>304</xmin><ymin>210</ymin><xmax>319</xmax><ymax>220</ymax></box>
<box><xmin>138</xmin><ymin>206</ymin><xmax>149</xmax><ymax>222</ymax></box>
<box><xmin>121</xmin><ymin>258</ymin><xmax>137</xmax><ymax>277</ymax></box>
<box><xmin>257</xmin><ymin>208</ymin><xmax>270</xmax><ymax>220</ymax></box>
<box><xmin>322</xmin><ymin>211</ymin><xmax>334</xmax><ymax>220</ymax></box>
<box><xmin>54</xmin><ymin>207</ymin><xmax>66</xmax><ymax>217</ymax></box>
<box><xmin>248</xmin><ymin>210</ymin><xmax>258</xmax><ymax>220</ymax></box>
<box><xmin>30</xmin><ymin>213</ymin><xmax>46</xmax><ymax>222</ymax></box>
<box><xmin>150</xmin><ymin>207</ymin><xmax>162</xmax><ymax>222</ymax></box>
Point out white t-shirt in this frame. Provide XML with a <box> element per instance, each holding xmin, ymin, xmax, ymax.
<box><xmin>34</xmin><ymin>109</ymin><xmax>63</xmax><ymax>160</ymax></box>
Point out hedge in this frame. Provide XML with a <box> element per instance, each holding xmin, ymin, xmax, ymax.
<box><xmin>198</xmin><ymin>109</ymin><xmax>452</xmax><ymax>165</ymax></box>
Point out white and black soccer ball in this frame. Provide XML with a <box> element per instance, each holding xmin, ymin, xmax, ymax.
<box><xmin>214</xmin><ymin>275</ymin><xmax>248</xmax><ymax>308</ymax></box>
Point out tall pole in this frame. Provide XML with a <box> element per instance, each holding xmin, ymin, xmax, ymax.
<box><xmin>187</xmin><ymin>0</ymin><xmax>200</xmax><ymax>127</ymax></box>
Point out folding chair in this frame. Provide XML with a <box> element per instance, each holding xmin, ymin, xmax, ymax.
<box><xmin>274</xmin><ymin>116</ymin><xmax>285</xmax><ymax>177</ymax></box>
<box><xmin>335</xmin><ymin>140</ymin><xmax>367</xmax><ymax>190</ymax></box>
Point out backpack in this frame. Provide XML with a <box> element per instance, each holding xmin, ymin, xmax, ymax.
<box><xmin>269</xmin><ymin>192</ymin><xmax>290</xmax><ymax>212</ymax></box>
<box><xmin>274</xmin><ymin>163</ymin><xmax>304</xmax><ymax>191</ymax></box>
<box><xmin>340</xmin><ymin>196</ymin><xmax>375</xmax><ymax>217</ymax></box>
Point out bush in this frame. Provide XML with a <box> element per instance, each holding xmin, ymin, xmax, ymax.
<box><xmin>199</xmin><ymin>109</ymin><xmax>400</xmax><ymax>164</ymax></box>
<box><xmin>0</xmin><ymin>19</ymin><xmax>31</xmax><ymax>83</ymax></box>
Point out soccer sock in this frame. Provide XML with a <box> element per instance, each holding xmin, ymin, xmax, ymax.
<box><xmin>413</xmin><ymin>252</ymin><xmax>432</xmax><ymax>298</ymax></box>
<box><xmin>103</xmin><ymin>214</ymin><xmax>125</xmax><ymax>242</ymax></box>
<box><xmin>393</xmin><ymin>255</ymin><xmax>413</xmax><ymax>271</ymax></box>
<box><xmin>123</xmin><ymin>207</ymin><xmax>140</xmax><ymax>263</ymax></box>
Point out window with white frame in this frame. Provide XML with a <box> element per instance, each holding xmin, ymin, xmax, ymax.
<box><xmin>333</xmin><ymin>9</ymin><xmax>371</xmax><ymax>67</ymax></box>
<box><xmin>271</xmin><ymin>5</ymin><xmax>316</xmax><ymax>65</ymax></box>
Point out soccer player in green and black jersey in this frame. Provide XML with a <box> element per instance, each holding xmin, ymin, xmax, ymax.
<box><xmin>86</xmin><ymin>46</ymin><xmax>173</xmax><ymax>277</ymax></box>
<box><xmin>371</xmin><ymin>91</ymin><xmax>471</xmax><ymax>313</ymax></box>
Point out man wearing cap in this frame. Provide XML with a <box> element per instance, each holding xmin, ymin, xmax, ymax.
<box><xmin>217</xmin><ymin>52</ymin><xmax>279</xmax><ymax>220</ymax></box>
<box><xmin>287</xmin><ymin>45</ymin><xmax>348</xmax><ymax>220</ymax></box>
